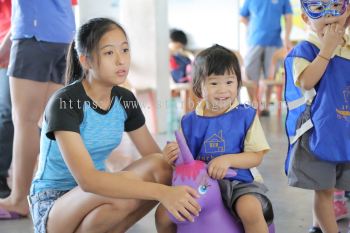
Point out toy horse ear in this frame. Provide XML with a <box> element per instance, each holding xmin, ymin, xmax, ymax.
<box><xmin>175</xmin><ymin>131</ymin><xmax>194</xmax><ymax>166</ymax></box>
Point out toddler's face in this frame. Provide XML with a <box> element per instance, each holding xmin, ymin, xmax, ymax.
<box><xmin>301</xmin><ymin>0</ymin><xmax>350</xmax><ymax>35</ymax></box>
<box><xmin>201</xmin><ymin>71</ymin><xmax>238</xmax><ymax>116</ymax></box>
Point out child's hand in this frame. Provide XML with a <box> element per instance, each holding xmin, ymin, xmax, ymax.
<box><xmin>208</xmin><ymin>155</ymin><xmax>231</xmax><ymax>180</ymax></box>
<box><xmin>162</xmin><ymin>142</ymin><xmax>179</xmax><ymax>165</ymax></box>
<box><xmin>160</xmin><ymin>185</ymin><xmax>201</xmax><ymax>222</ymax></box>
<box><xmin>319</xmin><ymin>23</ymin><xmax>345</xmax><ymax>58</ymax></box>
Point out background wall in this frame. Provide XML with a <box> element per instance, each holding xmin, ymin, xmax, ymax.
<box><xmin>76</xmin><ymin>0</ymin><xmax>120</xmax><ymax>25</ymax></box>
<box><xmin>168</xmin><ymin>0</ymin><xmax>240</xmax><ymax>50</ymax></box>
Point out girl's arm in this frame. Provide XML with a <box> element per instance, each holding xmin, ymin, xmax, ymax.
<box><xmin>55</xmin><ymin>130</ymin><xmax>200</xmax><ymax>221</ymax></box>
<box><xmin>55</xmin><ymin>130</ymin><xmax>162</xmax><ymax>197</ymax></box>
<box><xmin>127</xmin><ymin>124</ymin><xmax>161</xmax><ymax>156</ymax></box>
<box><xmin>207</xmin><ymin>151</ymin><xmax>265</xmax><ymax>180</ymax></box>
<box><xmin>298</xmin><ymin>23</ymin><xmax>344</xmax><ymax>90</ymax></box>
<box><xmin>221</xmin><ymin>151</ymin><xmax>264</xmax><ymax>168</ymax></box>
<box><xmin>240</xmin><ymin>16</ymin><xmax>249</xmax><ymax>26</ymax></box>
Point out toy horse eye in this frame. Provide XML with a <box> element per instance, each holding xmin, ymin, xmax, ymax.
<box><xmin>198</xmin><ymin>185</ymin><xmax>208</xmax><ymax>195</ymax></box>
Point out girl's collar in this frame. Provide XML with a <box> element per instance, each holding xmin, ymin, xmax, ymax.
<box><xmin>195</xmin><ymin>99</ymin><xmax>239</xmax><ymax>116</ymax></box>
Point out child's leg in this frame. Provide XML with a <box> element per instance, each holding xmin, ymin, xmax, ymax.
<box><xmin>155</xmin><ymin>204</ymin><xmax>177</xmax><ymax>233</ymax></box>
<box><xmin>309</xmin><ymin>189</ymin><xmax>347</xmax><ymax>233</ymax></box>
<box><xmin>45</xmin><ymin>154</ymin><xmax>172</xmax><ymax>233</ymax></box>
<box><xmin>235</xmin><ymin>194</ymin><xmax>268</xmax><ymax>233</ymax></box>
<box><xmin>314</xmin><ymin>189</ymin><xmax>338</xmax><ymax>233</ymax></box>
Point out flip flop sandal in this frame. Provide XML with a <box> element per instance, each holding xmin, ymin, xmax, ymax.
<box><xmin>0</xmin><ymin>208</ymin><xmax>26</xmax><ymax>220</ymax></box>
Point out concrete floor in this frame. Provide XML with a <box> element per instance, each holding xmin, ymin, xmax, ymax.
<box><xmin>1</xmin><ymin>115</ymin><xmax>350</xmax><ymax>233</ymax></box>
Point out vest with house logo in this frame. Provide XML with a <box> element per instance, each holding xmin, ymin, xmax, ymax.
<box><xmin>181</xmin><ymin>104</ymin><xmax>256</xmax><ymax>183</ymax></box>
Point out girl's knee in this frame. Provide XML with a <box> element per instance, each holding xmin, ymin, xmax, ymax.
<box><xmin>155</xmin><ymin>204</ymin><xmax>169</xmax><ymax>223</ymax></box>
<box><xmin>147</xmin><ymin>154</ymin><xmax>172</xmax><ymax>184</ymax></box>
<box><xmin>315</xmin><ymin>189</ymin><xmax>334</xmax><ymax>199</ymax></box>
<box><xmin>155</xmin><ymin>204</ymin><xmax>175</xmax><ymax>231</ymax></box>
<box><xmin>110</xmin><ymin>199</ymin><xmax>140</xmax><ymax>213</ymax></box>
<box><xmin>236</xmin><ymin>195</ymin><xmax>265</xmax><ymax>224</ymax></box>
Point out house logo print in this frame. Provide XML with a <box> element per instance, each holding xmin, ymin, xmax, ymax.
<box><xmin>344</xmin><ymin>86</ymin><xmax>350</xmax><ymax>103</ymax></box>
<box><xmin>336</xmin><ymin>86</ymin><xmax>350</xmax><ymax>122</ymax></box>
<box><xmin>204</xmin><ymin>130</ymin><xmax>225</xmax><ymax>153</ymax></box>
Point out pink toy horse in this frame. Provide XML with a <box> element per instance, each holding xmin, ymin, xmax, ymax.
<box><xmin>169</xmin><ymin>131</ymin><xmax>275</xmax><ymax>233</ymax></box>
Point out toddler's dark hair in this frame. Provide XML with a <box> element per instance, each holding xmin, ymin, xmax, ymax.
<box><xmin>192</xmin><ymin>44</ymin><xmax>242</xmax><ymax>98</ymax></box>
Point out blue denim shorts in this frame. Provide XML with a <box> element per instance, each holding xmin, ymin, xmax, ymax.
<box><xmin>29</xmin><ymin>190</ymin><xmax>68</xmax><ymax>233</ymax></box>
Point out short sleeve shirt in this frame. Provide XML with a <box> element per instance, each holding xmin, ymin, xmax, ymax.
<box><xmin>31</xmin><ymin>81</ymin><xmax>145</xmax><ymax>194</ymax></box>
<box><xmin>240</xmin><ymin>0</ymin><xmax>293</xmax><ymax>47</ymax></box>
<box><xmin>11</xmin><ymin>0</ymin><xmax>75</xmax><ymax>43</ymax></box>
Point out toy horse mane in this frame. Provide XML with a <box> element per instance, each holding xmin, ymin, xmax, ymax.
<box><xmin>173</xmin><ymin>131</ymin><xmax>206</xmax><ymax>182</ymax></box>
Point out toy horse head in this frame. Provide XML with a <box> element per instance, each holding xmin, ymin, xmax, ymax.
<box><xmin>172</xmin><ymin>131</ymin><xmax>237</xmax><ymax>214</ymax></box>
<box><xmin>170</xmin><ymin>131</ymin><xmax>275</xmax><ymax>233</ymax></box>
<box><xmin>169</xmin><ymin>131</ymin><xmax>243</xmax><ymax>233</ymax></box>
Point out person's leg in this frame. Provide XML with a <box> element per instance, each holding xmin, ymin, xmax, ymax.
<box><xmin>261</xmin><ymin>47</ymin><xmax>278</xmax><ymax>116</ymax></box>
<box><xmin>46</xmin><ymin>154</ymin><xmax>172</xmax><ymax>233</ymax></box>
<box><xmin>314</xmin><ymin>189</ymin><xmax>338</xmax><ymax>233</ymax></box>
<box><xmin>309</xmin><ymin>190</ymin><xmax>348</xmax><ymax>232</ymax></box>
<box><xmin>0</xmin><ymin>68</ymin><xmax>13</xmax><ymax>198</ymax></box>
<box><xmin>244</xmin><ymin>46</ymin><xmax>263</xmax><ymax>108</ymax></box>
<box><xmin>0</xmin><ymin>78</ymin><xmax>62</xmax><ymax>215</ymax></box>
<box><xmin>0</xmin><ymin>39</ymin><xmax>66</xmax><ymax>215</ymax></box>
<box><xmin>235</xmin><ymin>194</ymin><xmax>268</xmax><ymax>233</ymax></box>
<box><xmin>155</xmin><ymin>204</ymin><xmax>177</xmax><ymax>233</ymax></box>
<box><xmin>309</xmin><ymin>211</ymin><xmax>323</xmax><ymax>233</ymax></box>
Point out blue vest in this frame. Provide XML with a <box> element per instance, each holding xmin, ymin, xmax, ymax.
<box><xmin>284</xmin><ymin>41</ymin><xmax>350</xmax><ymax>173</ymax></box>
<box><xmin>181</xmin><ymin>105</ymin><xmax>256</xmax><ymax>183</ymax></box>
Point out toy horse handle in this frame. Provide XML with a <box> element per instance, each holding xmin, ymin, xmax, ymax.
<box><xmin>225</xmin><ymin>168</ymin><xmax>237</xmax><ymax>178</ymax></box>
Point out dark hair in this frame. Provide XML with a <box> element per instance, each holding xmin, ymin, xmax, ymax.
<box><xmin>65</xmin><ymin>18</ymin><xmax>128</xmax><ymax>84</ymax></box>
<box><xmin>192</xmin><ymin>44</ymin><xmax>242</xmax><ymax>98</ymax></box>
<box><xmin>170</xmin><ymin>29</ymin><xmax>188</xmax><ymax>46</ymax></box>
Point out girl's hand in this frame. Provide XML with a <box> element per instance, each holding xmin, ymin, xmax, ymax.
<box><xmin>162</xmin><ymin>142</ymin><xmax>179</xmax><ymax>165</ymax></box>
<box><xmin>319</xmin><ymin>23</ymin><xmax>345</xmax><ymax>58</ymax></box>
<box><xmin>160</xmin><ymin>186</ymin><xmax>201</xmax><ymax>222</ymax></box>
<box><xmin>208</xmin><ymin>155</ymin><xmax>231</xmax><ymax>180</ymax></box>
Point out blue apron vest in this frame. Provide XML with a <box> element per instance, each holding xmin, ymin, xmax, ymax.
<box><xmin>284</xmin><ymin>41</ymin><xmax>350</xmax><ymax>174</ymax></box>
<box><xmin>181</xmin><ymin>105</ymin><xmax>256</xmax><ymax>183</ymax></box>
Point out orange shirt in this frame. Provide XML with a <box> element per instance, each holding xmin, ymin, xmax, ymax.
<box><xmin>0</xmin><ymin>0</ymin><xmax>11</xmax><ymax>43</ymax></box>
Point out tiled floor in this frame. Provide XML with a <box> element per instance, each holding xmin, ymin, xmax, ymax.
<box><xmin>1</xmin><ymin>115</ymin><xmax>350</xmax><ymax>233</ymax></box>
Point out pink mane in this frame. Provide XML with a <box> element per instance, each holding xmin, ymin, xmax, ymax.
<box><xmin>174</xmin><ymin>161</ymin><xmax>206</xmax><ymax>181</ymax></box>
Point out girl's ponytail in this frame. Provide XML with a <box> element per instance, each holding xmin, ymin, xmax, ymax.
<box><xmin>65</xmin><ymin>40</ymin><xmax>83</xmax><ymax>85</ymax></box>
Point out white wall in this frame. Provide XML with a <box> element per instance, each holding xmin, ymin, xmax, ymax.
<box><xmin>76</xmin><ymin>0</ymin><xmax>120</xmax><ymax>25</ymax></box>
<box><xmin>168</xmin><ymin>0</ymin><xmax>240</xmax><ymax>50</ymax></box>
<box><xmin>119</xmin><ymin>0</ymin><xmax>170</xmax><ymax>133</ymax></box>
